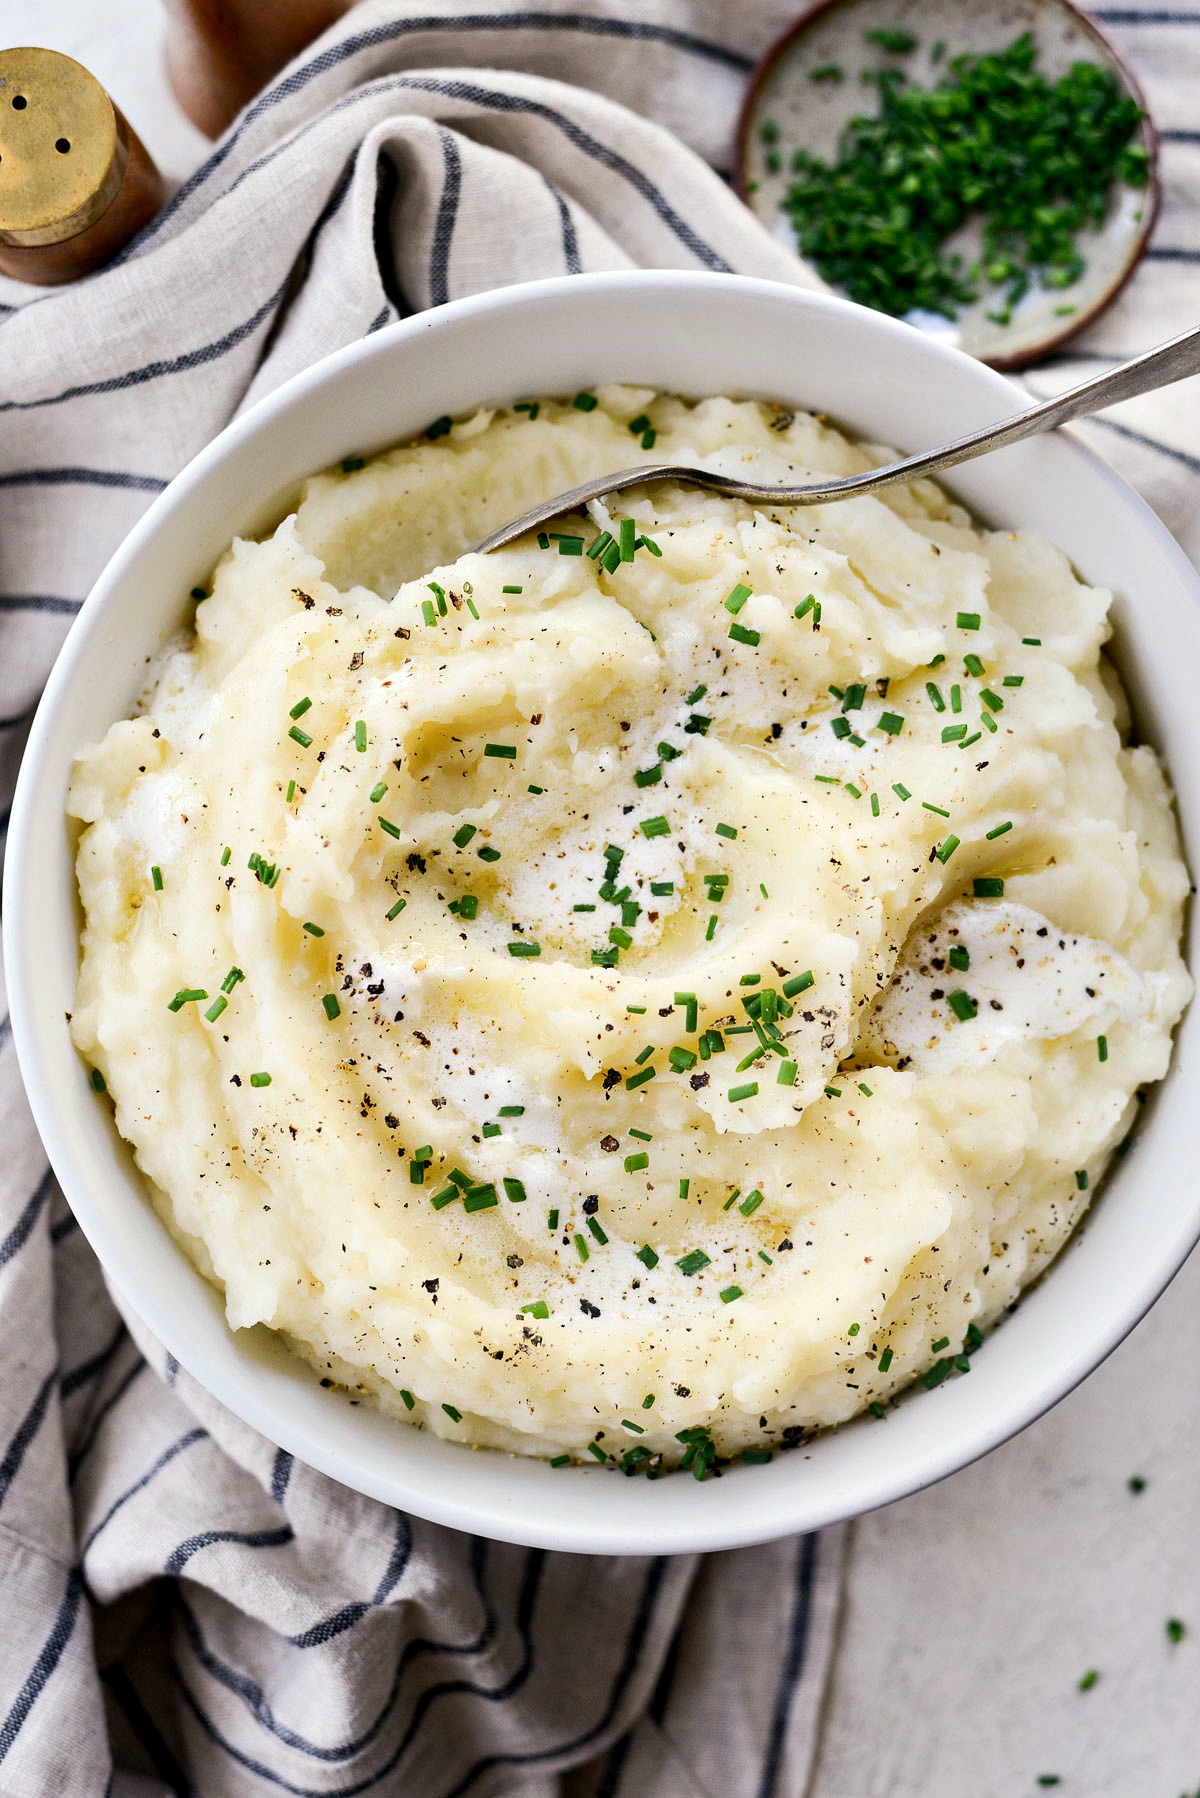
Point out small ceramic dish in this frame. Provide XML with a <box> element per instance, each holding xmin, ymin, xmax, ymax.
<box><xmin>5</xmin><ymin>272</ymin><xmax>1197</xmax><ymax>1554</ymax></box>
<box><xmin>735</xmin><ymin>0</ymin><xmax>1160</xmax><ymax>369</ymax></box>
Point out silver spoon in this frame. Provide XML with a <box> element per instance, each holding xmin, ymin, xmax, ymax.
<box><xmin>475</xmin><ymin>321</ymin><xmax>1200</xmax><ymax>555</ymax></box>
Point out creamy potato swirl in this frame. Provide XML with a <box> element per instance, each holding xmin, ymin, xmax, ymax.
<box><xmin>69</xmin><ymin>389</ymin><xmax>1191</xmax><ymax>1471</ymax></box>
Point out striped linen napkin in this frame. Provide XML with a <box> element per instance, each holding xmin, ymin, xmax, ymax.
<box><xmin>1</xmin><ymin>3</ymin><xmax>1196</xmax><ymax>1794</ymax></box>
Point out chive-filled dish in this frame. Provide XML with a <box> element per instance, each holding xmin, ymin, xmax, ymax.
<box><xmin>67</xmin><ymin>388</ymin><xmax>1191</xmax><ymax>1477</ymax></box>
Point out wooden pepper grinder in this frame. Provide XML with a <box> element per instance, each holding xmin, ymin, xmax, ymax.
<box><xmin>0</xmin><ymin>47</ymin><xmax>166</xmax><ymax>286</ymax></box>
<box><xmin>162</xmin><ymin>0</ymin><xmax>355</xmax><ymax>140</ymax></box>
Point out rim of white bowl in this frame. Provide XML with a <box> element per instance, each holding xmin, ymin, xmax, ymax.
<box><xmin>4</xmin><ymin>270</ymin><xmax>1198</xmax><ymax>1555</ymax></box>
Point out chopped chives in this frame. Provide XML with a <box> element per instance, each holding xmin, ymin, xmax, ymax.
<box><xmin>879</xmin><ymin>1346</ymin><xmax>894</xmax><ymax>1373</ymax></box>
<box><xmin>634</xmin><ymin>764</ymin><xmax>662</xmax><ymax>787</ymax></box>
<box><xmin>728</xmin><ymin>621</ymin><xmax>760</xmax><ymax>647</ymax></box>
<box><xmin>151</xmin><ymin>865</ymin><xmax>163</xmax><ymax>892</ymax></box>
<box><xmin>783</xmin><ymin>970</ymin><xmax>814</xmax><ymax>998</ymax></box>
<box><xmin>285</xmin><ymin>782</ymin><xmax>296</xmax><ymax>803</ymax></box>
<box><xmin>1075</xmin><ymin>1169</ymin><xmax>1089</xmax><ymax>1191</ymax></box>
<box><xmin>686</xmin><ymin>684</ymin><xmax>708</xmax><ymax>704</ymax></box>
<box><xmin>220</xmin><ymin>846</ymin><xmax>231</xmax><ymax>866</ymax></box>
<box><xmin>548</xmin><ymin>1208</ymin><xmax>559</xmax><ymax>1230</ymax></box>
<box><xmin>425</xmin><ymin>415</ymin><xmax>452</xmax><ymax>438</ymax></box>
<box><xmin>421</xmin><ymin>600</ymin><xmax>437</xmax><ymax>627</ymax></box>
<box><xmin>956</xmin><ymin>612</ymin><xmax>981</xmax><ymax>631</ymax></box>
<box><xmin>777</xmin><ymin>1059</ymin><xmax>797</xmax><ymax>1086</ymax></box>
<box><xmin>636</xmin><ymin>1245</ymin><xmax>659</xmax><ymax>1270</ymax></box>
<box><xmin>503</xmin><ymin>583</ymin><xmax>523</xmax><ymax>593</ymax></box>
<box><xmin>949</xmin><ymin>944</ymin><xmax>970</xmax><ymax>971</ymax></box>
<box><xmin>720</xmin><ymin>1286</ymin><xmax>743</xmax><ymax>1304</ymax></box>
<box><xmin>878</xmin><ymin>712</ymin><xmax>904</xmax><ymax>735</ymax></box>
<box><xmin>464</xmin><ymin>1184</ymin><xmax>499</xmax><ymax>1212</ymax></box>
<box><xmin>728</xmin><ymin>1082</ymin><xmax>758</xmax><ymax>1102</ymax></box>
<box><xmin>1003</xmin><ymin>674</ymin><xmax>1024</xmax><ymax>687</ymax></box>
<box><xmin>640</xmin><ymin>815</ymin><xmax>670</xmax><ymax>838</ymax></box>
<box><xmin>626</xmin><ymin>1067</ymin><xmax>655</xmax><ymax>1090</ymax></box>
<box><xmin>676</xmin><ymin>1249</ymin><xmax>711</xmax><ymax>1275</ymax></box>
<box><xmin>379</xmin><ymin>817</ymin><xmax>402</xmax><ymax>839</ymax></box>
<box><xmin>947</xmin><ymin>990</ymin><xmax>977</xmax><ymax>1021</ymax></box>
<box><xmin>482</xmin><ymin>1122</ymin><xmax>501</xmax><ymax>1138</ymax></box>
<box><xmin>870</xmin><ymin>793</ymin><xmax>880</xmax><ymax>817</ymax></box>
<box><xmin>981</xmin><ymin>689</ymin><xmax>1004</xmax><ymax>713</ymax></box>
<box><xmin>400</xmin><ymin>1390</ymin><xmax>415</xmax><ymax>1410</ymax></box>
<box><xmin>679</xmin><ymin>1178</ymin><xmax>690</xmax><ymax>1200</ymax></box>
<box><xmin>289</xmin><ymin>697</ymin><xmax>312</xmax><ymax>721</ymax></box>
<box><xmin>674</xmin><ymin>991</ymin><xmax>699</xmax><ymax>1032</ymax></box>
<box><xmin>355</xmin><ymin>720</ymin><xmax>367</xmax><ymax>752</ymax></box>
<box><xmin>386</xmin><ymin>897</ymin><xmax>407</xmax><ymax>920</ymax></box>
<box><xmin>465</xmin><ymin>596</ymin><xmax>480</xmax><ymax>619</ymax></box>
<box><xmin>973</xmin><ymin>877</ymin><xmax>1005</xmax><ymax>898</ymax></box>
<box><xmin>942</xmin><ymin>724</ymin><xmax>967</xmax><ymax>743</ymax></box>
<box><xmin>705</xmin><ymin>915</ymin><xmax>718</xmax><ymax>941</ymax></box>
<box><xmin>715</xmin><ymin>822</ymin><xmax>738</xmax><ymax>840</ymax></box>
<box><xmin>485</xmin><ymin>743</ymin><xmax>516</xmax><ymax>760</ymax></box>
<box><xmin>629</xmin><ymin>1127</ymin><xmax>652</xmax><ymax>1142</ymax></box>
<box><xmin>926</xmin><ymin>683</ymin><xmax>946</xmax><ymax>712</ymax></box>
<box><xmin>289</xmin><ymin>725</ymin><xmax>313</xmax><ymax>748</ymax></box>
<box><xmin>950</xmin><ymin>684</ymin><xmax>962</xmax><ymax>714</ymax></box>
<box><xmin>964</xmin><ymin>654</ymin><xmax>985</xmax><ymax>677</ymax></box>
<box><xmin>507</xmin><ymin>941</ymin><xmax>540</xmax><ymax>957</ymax></box>
<box><xmin>550</xmin><ymin>1454</ymin><xmax>570</xmax><ymax>1468</ymax></box>
<box><xmin>936</xmin><ymin>834</ymin><xmax>960</xmax><ymax>863</ymax></box>
<box><xmin>893</xmin><ymin>783</ymin><xmax>911</xmax><ymax>801</ymax></box>
<box><xmin>586</xmin><ymin>1441</ymin><xmax>607</xmax><ymax>1463</ymax></box>
<box><xmin>621</xmin><ymin>1418</ymin><xmax>645</xmax><ymax>1434</ymax></box>
<box><xmin>572</xmin><ymin>392</ymin><xmax>598</xmax><ymax>411</ymax></box>
<box><xmin>986</xmin><ymin>821</ymin><xmax>1012</xmax><ymax>840</ymax></box>
<box><xmin>442</xmin><ymin>1404</ymin><xmax>463</xmax><ymax>1422</ymax></box>
<box><xmin>739</xmin><ymin>1190</ymin><xmax>764</xmax><ymax>1217</ymax></box>
<box><xmin>556</xmin><ymin>536</ymin><xmax>584</xmax><ymax>556</ymax></box>
<box><xmin>619</xmin><ymin>518</ymin><xmax>636</xmax><ymax>562</ymax></box>
<box><xmin>574</xmin><ymin>1232</ymin><xmax>590</xmax><ymax>1263</ymax></box>
<box><xmin>167</xmin><ymin>988</ymin><xmax>207</xmax><ymax>1011</ymax></box>
<box><xmin>90</xmin><ymin>1067</ymin><xmax>106</xmax><ymax>1093</ymax></box>
<box><xmin>303</xmin><ymin>921</ymin><xmax>325</xmax><ymax>937</ymax></box>
<box><xmin>626</xmin><ymin>1004</ymin><xmax>647</xmax><ymax>1015</ymax></box>
<box><xmin>220</xmin><ymin>967</ymin><xmax>244</xmax><ymax>993</ymax></box>
<box><xmin>322</xmin><ymin>993</ymin><xmax>341</xmax><ymax>1020</ymax></box>
<box><xmin>923</xmin><ymin>802</ymin><xmax>950</xmax><ymax>818</ymax></box>
<box><xmin>724</xmin><ymin>583</ymin><xmax>753</xmax><ymax>615</ymax></box>
<box><xmin>430</xmin><ymin>1186</ymin><xmax>459</xmax><ymax>1210</ymax></box>
<box><xmin>625</xmin><ymin>1152</ymin><xmax>649</xmax><ymax>1172</ymax></box>
<box><xmin>1023</xmin><ymin>636</ymin><xmax>1042</xmax><ymax>646</ymax></box>
<box><xmin>1097</xmin><ymin>1035</ymin><xmax>1108</xmax><ymax>1063</ymax></box>
<box><xmin>521</xmin><ymin>1300</ymin><xmax>549</xmax><ymax>1319</ymax></box>
<box><xmin>587</xmin><ymin>1216</ymin><xmax>609</xmax><ymax>1244</ymax></box>
<box><xmin>573</xmin><ymin>903</ymin><xmax>596</xmax><ymax>913</ymax></box>
<box><xmin>478</xmin><ymin>845</ymin><xmax>502</xmax><ymax>863</ymax></box>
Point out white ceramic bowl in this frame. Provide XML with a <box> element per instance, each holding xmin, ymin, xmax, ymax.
<box><xmin>5</xmin><ymin>272</ymin><xmax>1198</xmax><ymax>1555</ymax></box>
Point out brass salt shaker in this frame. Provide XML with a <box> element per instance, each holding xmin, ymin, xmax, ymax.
<box><xmin>0</xmin><ymin>46</ymin><xmax>166</xmax><ymax>286</ymax></box>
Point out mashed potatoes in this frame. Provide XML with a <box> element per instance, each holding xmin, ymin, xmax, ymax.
<box><xmin>69</xmin><ymin>388</ymin><xmax>1192</xmax><ymax>1473</ymax></box>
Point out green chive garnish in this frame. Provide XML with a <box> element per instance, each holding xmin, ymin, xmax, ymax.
<box><xmin>728</xmin><ymin>1082</ymin><xmax>758</xmax><ymax>1102</ymax></box>
<box><xmin>289</xmin><ymin>725</ymin><xmax>313</xmax><ymax>748</ymax></box>
<box><xmin>250</xmin><ymin>1072</ymin><xmax>271</xmax><ymax>1088</ymax></box>
<box><xmin>289</xmin><ymin>697</ymin><xmax>312</xmax><ymax>720</ymax></box>
<box><xmin>484</xmin><ymin>743</ymin><xmax>516</xmax><ymax>760</ymax></box>
<box><xmin>322</xmin><ymin>993</ymin><xmax>341</xmax><ymax>1020</ymax></box>
<box><xmin>957</xmin><ymin>612</ymin><xmax>981</xmax><ymax>631</ymax></box>
<box><xmin>90</xmin><ymin>1067</ymin><xmax>106</xmax><ymax>1093</ymax></box>
<box><xmin>507</xmin><ymin>941</ymin><xmax>540</xmax><ymax>957</ymax></box>
<box><xmin>720</xmin><ymin>1286</ymin><xmax>743</xmax><ymax>1304</ymax></box>
<box><xmin>151</xmin><ymin>865</ymin><xmax>163</xmax><ymax>892</ymax></box>
<box><xmin>386</xmin><ymin>897</ymin><xmax>407</xmax><ymax>920</ymax></box>
<box><xmin>947</xmin><ymin>990</ymin><xmax>977</xmax><ymax>1021</ymax></box>
<box><xmin>973</xmin><ymin>877</ymin><xmax>1005</xmax><ymax>898</ymax></box>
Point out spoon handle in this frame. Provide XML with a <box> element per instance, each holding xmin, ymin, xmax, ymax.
<box><xmin>883</xmin><ymin>320</ymin><xmax>1200</xmax><ymax>490</ymax></box>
